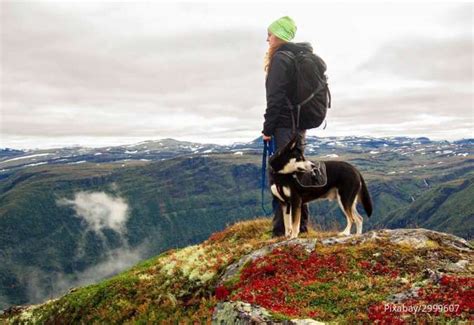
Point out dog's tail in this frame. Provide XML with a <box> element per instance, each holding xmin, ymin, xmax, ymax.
<box><xmin>359</xmin><ymin>174</ymin><xmax>373</xmax><ymax>217</ymax></box>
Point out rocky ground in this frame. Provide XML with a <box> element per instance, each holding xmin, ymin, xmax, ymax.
<box><xmin>2</xmin><ymin>219</ymin><xmax>473</xmax><ymax>324</ymax></box>
<box><xmin>213</xmin><ymin>228</ymin><xmax>473</xmax><ymax>323</ymax></box>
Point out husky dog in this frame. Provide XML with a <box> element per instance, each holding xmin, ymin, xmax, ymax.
<box><xmin>268</xmin><ymin>135</ymin><xmax>373</xmax><ymax>239</ymax></box>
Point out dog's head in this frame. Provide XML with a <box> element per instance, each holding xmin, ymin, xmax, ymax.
<box><xmin>269</xmin><ymin>135</ymin><xmax>315</xmax><ymax>174</ymax></box>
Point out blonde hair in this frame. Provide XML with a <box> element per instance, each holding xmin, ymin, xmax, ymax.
<box><xmin>264</xmin><ymin>39</ymin><xmax>287</xmax><ymax>74</ymax></box>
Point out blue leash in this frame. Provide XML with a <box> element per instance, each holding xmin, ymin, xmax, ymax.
<box><xmin>261</xmin><ymin>138</ymin><xmax>276</xmax><ymax>216</ymax></box>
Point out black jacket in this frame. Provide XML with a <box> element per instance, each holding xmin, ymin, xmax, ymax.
<box><xmin>262</xmin><ymin>42</ymin><xmax>314</xmax><ymax>136</ymax></box>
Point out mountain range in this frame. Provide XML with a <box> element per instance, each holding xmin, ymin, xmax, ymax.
<box><xmin>0</xmin><ymin>136</ymin><xmax>472</xmax><ymax>310</ymax></box>
<box><xmin>1</xmin><ymin>136</ymin><xmax>472</xmax><ymax>172</ymax></box>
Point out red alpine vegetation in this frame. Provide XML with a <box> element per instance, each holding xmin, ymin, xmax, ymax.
<box><xmin>216</xmin><ymin>244</ymin><xmax>349</xmax><ymax>317</ymax></box>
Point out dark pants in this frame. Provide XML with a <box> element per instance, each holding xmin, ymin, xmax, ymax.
<box><xmin>271</xmin><ymin>128</ymin><xmax>309</xmax><ymax>237</ymax></box>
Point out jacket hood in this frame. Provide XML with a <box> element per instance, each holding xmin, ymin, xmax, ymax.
<box><xmin>278</xmin><ymin>42</ymin><xmax>313</xmax><ymax>54</ymax></box>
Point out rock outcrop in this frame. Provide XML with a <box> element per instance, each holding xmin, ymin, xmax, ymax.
<box><xmin>2</xmin><ymin>220</ymin><xmax>473</xmax><ymax>324</ymax></box>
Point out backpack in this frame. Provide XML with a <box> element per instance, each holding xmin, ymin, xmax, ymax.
<box><xmin>281</xmin><ymin>49</ymin><xmax>331</xmax><ymax>130</ymax></box>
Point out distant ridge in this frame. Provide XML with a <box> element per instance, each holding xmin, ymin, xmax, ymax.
<box><xmin>1</xmin><ymin>136</ymin><xmax>472</xmax><ymax>171</ymax></box>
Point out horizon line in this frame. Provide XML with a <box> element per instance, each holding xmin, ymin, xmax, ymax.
<box><xmin>1</xmin><ymin>134</ymin><xmax>473</xmax><ymax>152</ymax></box>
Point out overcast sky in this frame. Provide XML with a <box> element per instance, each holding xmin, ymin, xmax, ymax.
<box><xmin>1</xmin><ymin>1</ymin><xmax>472</xmax><ymax>149</ymax></box>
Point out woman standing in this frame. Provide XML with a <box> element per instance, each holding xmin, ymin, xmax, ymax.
<box><xmin>262</xmin><ymin>16</ymin><xmax>311</xmax><ymax>237</ymax></box>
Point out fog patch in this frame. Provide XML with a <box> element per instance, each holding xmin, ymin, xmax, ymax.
<box><xmin>23</xmin><ymin>243</ymin><xmax>148</xmax><ymax>305</ymax></box>
<box><xmin>57</xmin><ymin>191</ymin><xmax>129</xmax><ymax>235</ymax></box>
<box><xmin>18</xmin><ymin>191</ymin><xmax>149</xmax><ymax>306</ymax></box>
<box><xmin>0</xmin><ymin>295</ymin><xmax>12</xmax><ymax>311</ymax></box>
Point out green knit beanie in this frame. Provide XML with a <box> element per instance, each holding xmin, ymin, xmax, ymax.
<box><xmin>268</xmin><ymin>16</ymin><xmax>297</xmax><ymax>42</ymax></box>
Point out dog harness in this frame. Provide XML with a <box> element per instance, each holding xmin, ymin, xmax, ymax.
<box><xmin>292</xmin><ymin>161</ymin><xmax>327</xmax><ymax>188</ymax></box>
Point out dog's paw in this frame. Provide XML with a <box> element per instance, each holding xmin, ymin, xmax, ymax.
<box><xmin>337</xmin><ymin>231</ymin><xmax>351</xmax><ymax>237</ymax></box>
<box><xmin>289</xmin><ymin>229</ymin><xmax>299</xmax><ymax>239</ymax></box>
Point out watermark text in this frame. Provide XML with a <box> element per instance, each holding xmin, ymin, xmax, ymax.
<box><xmin>384</xmin><ymin>303</ymin><xmax>460</xmax><ymax>314</ymax></box>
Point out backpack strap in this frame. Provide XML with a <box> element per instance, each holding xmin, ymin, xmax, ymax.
<box><xmin>278</xmin><ymin>50</ymin><xmax>298</xmax><ymax>132</ymax></box>
<box><xmin>290</xmin><ymin>81</ymin><xmax>327</xmax><ymax>130</ymax></box>
<box><xmin>327</xmin><ymin>85</ymin><xmax>332</xmax><ymax>108</ymax></box>
<box><xmin>286</xmin><ymin>97</ymin><xmax>297</xmax><ymax>132</ymax></box>
<box><xmin>297</xmin><ymin>81</ymin><xmax>326</xmax><ymax>107</ymax></box>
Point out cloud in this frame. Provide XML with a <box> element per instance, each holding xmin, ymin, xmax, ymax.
<box><xmin>1</xmin><ymin>1</ymin><xmax>265</xmax><ymax>104</ymax></box>
<box><xmin>358</xmin><ymin>37</ymin><xmax>473</xmax><ymax>84</ymax></box>
<box><xmin>324</xmin><ymin>86</ymin><xmax>472</xmax><ymax>140</ymax></box>
<box><xmin>444</xmin><ymin>3</ymin><xmax>473</xmax><ymax>32</ymax></box>
<box><xmin>57</xmin><ymin>191</ymin><xmax>129</xmax><ymax>235</ymax></box>
<box><xmin>328</xmin><ymin>30</ymin><xmax>473</xmax><ymax>140</ymax></box>
<box><xmin>1</xmin><ymin>2</ymin><xmax>472</xmax><ymax>147</ymax></box>
<box><xmin>1</xmin><ymin>1</ymin><xmax>266</xmax><ymax>143</ymax></box>
<box><xmin>24</xmin><ymin>244</ymin><xmax>148</xmax><ymax>305</ymax></box>
<box><xmin>14</xmin><ymin>191</ymin><xmax>151</xmax><ymax>306</ymax></box>
<box><xmin>334</xmin><ymin>87</ymin><xmax>471</xmax><ymax>120</ymax></box>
